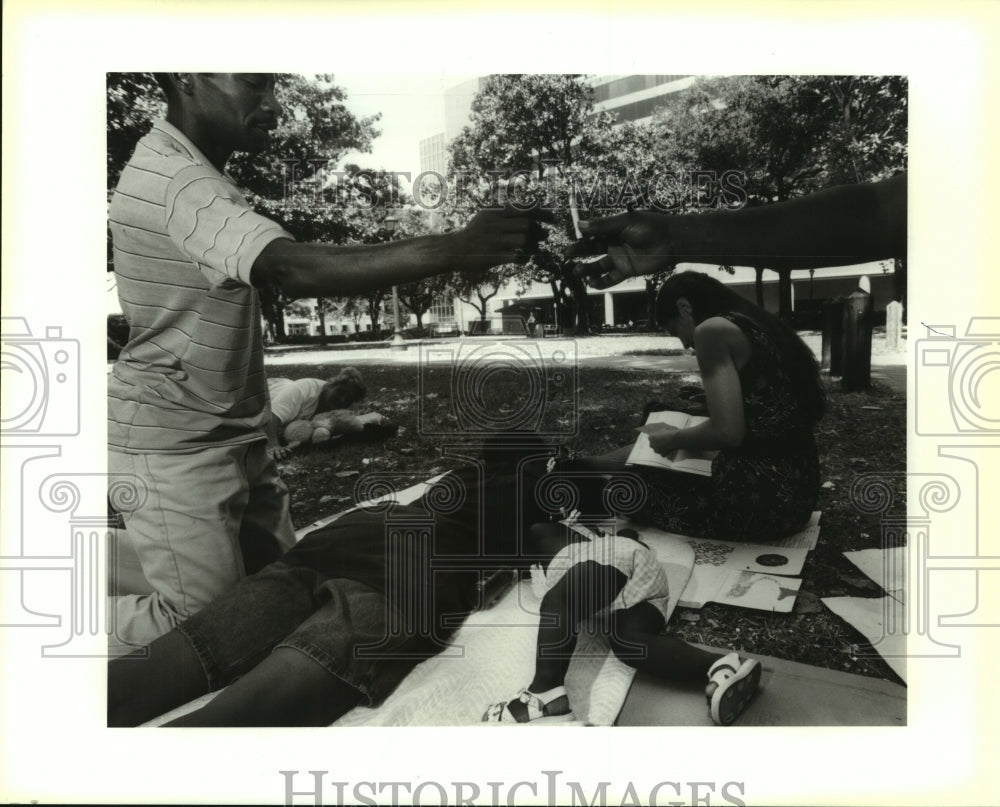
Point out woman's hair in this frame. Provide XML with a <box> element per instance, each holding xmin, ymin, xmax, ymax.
<box><xmin>656</xmin><ymin>271</ymin><xmax>825</xmax><ymax>421</ymax></box>
<box><xmin>318</xmin><ymin>367</ymin><xmax>366</xmax><ymax>412</ymax></box>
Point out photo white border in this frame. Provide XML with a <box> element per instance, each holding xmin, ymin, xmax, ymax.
<box><xmin>3</xmin><ymin>1</ymin><xmax>999</xmax><ymax>804</ymax></box>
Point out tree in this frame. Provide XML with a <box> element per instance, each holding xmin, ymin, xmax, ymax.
<box><xmin>348</xmin><ymin>288</ymin><xmax>389</xmax><ymax>333</ymax></box>
<box><xmin>105</xmin><ymin>73</ymin><xmax>386</xmax><ymax>340</ymax></box>
<box><xmin>107</xmin><ymin>73</ymin><xmax>165</xmax><ymax>195</ymax></box>
<box><xmin>227</xmin><ymin>74</ymin><xmax>381</xmax><ymax>199</ymax></box>
<box><xmin>449</xmin><ymin>263</ymin><xmax>526</xmax><ymax>328</ymax></box>
<box><xmin>398</xmin><ymin>273</ymin><xmax>450</xmax><ymax>331</ymax></box>
<box><xmin>654</xmin><ymin>75</ymin><xmax>907</xmax><ymax>317</ymax></box>
<box><xmin>448</xmin><ymin>74</ymin><xmax>624</xmax><ymax>333</ymax></box>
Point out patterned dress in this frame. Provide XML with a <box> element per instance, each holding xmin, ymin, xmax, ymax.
<box><xmin>634</xmin><ymin>311</ymin><xmax>820</xmax><ymax>542</ymax></box>
<box><xmin>541</xmin><ymin>532</ymin><xmax>672</xmax><ymax>621</ymax></box>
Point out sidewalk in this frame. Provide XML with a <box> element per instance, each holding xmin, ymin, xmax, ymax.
<box><xmin>263</xmin><ymin>333</ymin><xmax>908</xmax><ymax>394</ymax></box>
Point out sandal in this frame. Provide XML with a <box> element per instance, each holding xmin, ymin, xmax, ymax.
<box><xmin>482</xmin><ymin>686</ymin><xmax>571</xmax><ymax>723</ymax></box>
<box><xmin>705</xmin><ymin>653</ymin><xmax>761</xmax><ymax>725</ymax></box>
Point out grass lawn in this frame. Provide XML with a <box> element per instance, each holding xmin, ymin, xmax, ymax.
<box><xmin>271</xmin><ymin>358</ymin><xmax>906</xmax><ymax>684</ymax></box>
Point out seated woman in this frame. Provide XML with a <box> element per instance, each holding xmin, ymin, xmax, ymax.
<box><xmin>551</xmin><ymin>269</ymin><xmax>824</xmax><ymax>543</ymax></box>
<box><xmin>107</xmin><ymin>441</ymin><xmax>555</xmax><ymax>728</ymax></box>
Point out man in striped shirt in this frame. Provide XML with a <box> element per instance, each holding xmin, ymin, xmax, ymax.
<box><xmin>108</xmin><ymin>73</ymin><xmax>541</xmax><ymax>647</ymax></box>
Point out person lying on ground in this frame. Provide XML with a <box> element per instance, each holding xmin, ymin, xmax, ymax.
<box><xmin>108</xmin><ymin>72</ymin><xmax>546</xmax><ymax>648</ymax></box>
<box><xmin>265</xmin><ymin>368</ymin><xmax>395</xmax><ymax>459</ymax></box>
<box><xmin>483</xmin><ymin>514</ymin><xmax>760</xmax><ymax>726</ymax></box>
<box><xmin>107</xmin><ymin>439</ymin><xmax>558</xmax><ymax>727</ymax></box>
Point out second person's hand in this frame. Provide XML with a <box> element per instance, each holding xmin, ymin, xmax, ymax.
<box><xmin>567</xmin><ymin>211</ymin><xmax>676</xmax><ymax>289</ymax></box>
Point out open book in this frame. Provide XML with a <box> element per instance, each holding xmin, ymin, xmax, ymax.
<box><xmin>626</xmin><ymin>410</ymin><xmax>718</xmax><ymax>476</ymax></box>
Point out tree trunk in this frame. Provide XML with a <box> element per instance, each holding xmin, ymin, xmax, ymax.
<box><xmin>777</xmin><ymin>268</ymin><xmax>793</xmax><ymax>321</ymax></box>
<box><xmin>548</xmin><ymin>279</ymin><xmax>562</xmax><ymax>331</ymax></box>
<box><xmin>645</xmin><ymin>277</ymin><xmax>658</xmax><ymax>327</ymax></box>
<box><xmin>572</xmin><ymin>280</ymin><xmax>591</xmax><ymax>333</ymax></box>
<box><xmin>317</xmin><ymin>298</ymin><xmax>327</xmax><ymax>341</ymax></box>
<box><xmin>274</xmin><ymin>306</ymin><xmax>287</xmax><ymax>341</ymax></box>
<box><xmin>893</xmin><ymin>257</ymin><xmax>907</xmax><ymax>324</ymax></box>
<box><xmin>754</xmin><ymin>266</ymin><xmax>766</xmax><ymax>307</ymax></box>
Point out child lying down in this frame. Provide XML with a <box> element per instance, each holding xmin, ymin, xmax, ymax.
<box><xmin>483</xmin><ymin>515</ymin><xmax>761</xmax><ymax>726</ymax></box>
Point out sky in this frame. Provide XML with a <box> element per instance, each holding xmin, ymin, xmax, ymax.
<box><xmin>333</xmin><ymin>74</ymin><xmax>474</xmax><ymax>173</ymax></box>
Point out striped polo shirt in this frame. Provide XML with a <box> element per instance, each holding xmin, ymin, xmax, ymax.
<box><xmin>108</xmin><ymin>119</ymin><xmax>293</xmax><ymax>453</ymax></box>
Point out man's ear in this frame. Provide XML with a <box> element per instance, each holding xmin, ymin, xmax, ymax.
<box><xmin>169</xmin><ymin>73</ymin><xmax>195</xmax><ymax>96</ymax></box>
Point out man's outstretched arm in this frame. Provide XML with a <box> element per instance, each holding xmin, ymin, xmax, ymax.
<box><xmin>572</xmin><ymin>173</ymin><xmax>907</xmax><ymax>289</ymax></box>
<box><xmin>252</xmin><ymin>208</ymin><xmax>543</xmax><ymax>297</ymax></box>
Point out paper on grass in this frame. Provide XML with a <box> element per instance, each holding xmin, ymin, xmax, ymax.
<box><xmin>715</xmin><ymin>569</ymin><xmax>802</xmax><ymax>613</ymax></box>
<box><xmin>763</xmin><ymin>512</ymin><xmax>822</xmax><ymax>551</ymax></box>
<box><xmin>613</xmin><ymin>518</ymin><xmax>813</xmax><ymax>612</ymax></box>
<box><xmin>822</xmin><ymin>595</ymin><xmax>907</xmax><ymax>683</ymax></box>
<box><xmin>844</xmin><ymin>547</ymin><xmax>907</xmax><ymax>599</ymax></box>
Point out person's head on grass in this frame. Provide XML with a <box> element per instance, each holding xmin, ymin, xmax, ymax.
<box><xmin>656</xmin><ymin>270</ymin><xmax>825</xmax><ymax>422</ymax></box>
<box><xmin>316</xmin><ymin>367</ymin><xmax>366</xmax><ymax>413</ymax></box>
<box><xmin>154</xmin><ymin>73</ymin><xmax>281</xmax><ymax>171</ymax></box>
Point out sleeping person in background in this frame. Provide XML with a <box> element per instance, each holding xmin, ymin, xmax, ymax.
<box><xmin>266</xmin><ymin>367</ymin><xmax>396</xmax><ymax>458</ymax></box>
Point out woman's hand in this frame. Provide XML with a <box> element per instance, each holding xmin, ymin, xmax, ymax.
<box><xmin>647</xmin><ymin>424</ymin><xmax>679</xmax><ymax>457</ymax></box>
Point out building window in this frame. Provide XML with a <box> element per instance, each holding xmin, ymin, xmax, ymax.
<box><xmin>287</xmin><ymin>322</ymin><xmax>309</xmax><ymax>336</ymax></box>
<box><xmin>429</xmin><ymin>296</ymin><xmax>455</xmax><ymax>325</ymax></box>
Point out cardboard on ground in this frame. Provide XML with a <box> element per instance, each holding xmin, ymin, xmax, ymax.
<box><xmin>616</xmin><ymin>514</ymin><xmax>820</xmax><ymax>612</ymax></box>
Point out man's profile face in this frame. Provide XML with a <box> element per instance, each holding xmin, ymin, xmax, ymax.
<box><xmin>189</xmin><ymin>73</ymin><xmax>282</xmax><ymax>155</ymax></box>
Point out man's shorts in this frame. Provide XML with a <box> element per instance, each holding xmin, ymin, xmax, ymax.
<box><xmin>177</xmin><ymin>559</ymin><xmax>457</xmax><ymax>706</ymax></box>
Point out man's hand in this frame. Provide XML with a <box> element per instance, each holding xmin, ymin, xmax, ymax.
<box><xmin>452</xmin><ymin>207</ymin><xmax>551</xmax><ymax>273</ymax></box>
<box><xmin>268</xmin><ymin>444</ymin><xmax>292</xmax><ymax>461</ymax></box>
<box><xmin>567</xmin><ymin>211</ymin><xmax>675</xmax><ymax>289</ymax></box>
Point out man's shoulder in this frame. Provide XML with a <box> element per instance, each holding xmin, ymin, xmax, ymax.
<box><xmin>127</xmin><ymin>125</ymin><xmax>203</xmax><ymax>177</ymax></box>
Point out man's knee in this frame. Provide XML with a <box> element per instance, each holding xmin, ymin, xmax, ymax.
<box><xmin>112</xmin><ymin>591</ymin><xmax>188</xmax><ymax>647</ymax></box>
<box><xmin>609</xmin><ymin>610</ymin><xmax>651</xmax><ymax>667</ymax></box>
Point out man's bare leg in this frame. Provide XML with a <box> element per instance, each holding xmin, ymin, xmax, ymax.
<box><xmin>107</xmin><ymin>630</ymin><xmax>209</xmax><ymax>727</ymax></box>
